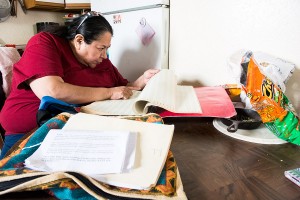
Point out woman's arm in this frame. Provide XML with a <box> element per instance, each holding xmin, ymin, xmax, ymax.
<box><xmin>29</xmin><ymin>76</ymin><xmax>133</xmax><ymax>104</ymax></box>
<box><xmin>127</xmin><ymin>69</ymin><xmax>160</xmax><ymax>90</ymax></box>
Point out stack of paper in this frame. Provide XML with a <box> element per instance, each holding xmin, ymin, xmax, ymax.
<box><xmin>25</xmin><ymin>129</ymin><xmax>137</xmax><ymax>174</ymax></box>
<box><xmin>62</xmin><ymin>113</ymin><xmax>174</xmax><ymax>190</ymax></box>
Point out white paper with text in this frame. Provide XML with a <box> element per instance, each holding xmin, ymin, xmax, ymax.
<box><xmin>25</xmin><ymin>129</ymin><xmax>137</xmax><ymax>174</ymax></box>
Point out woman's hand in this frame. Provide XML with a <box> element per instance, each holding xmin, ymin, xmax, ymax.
<box><xmin>109</xmin><ymin>86</ymin><xmax>135</xmax><ymax>100</ymax></box>
<box><xmin>128</xmin><ymin>68</ymin><xmax>160</xmax><ymax>90</ymax></box>
<box><xmin>143</xmin><ymin>69</ymin><xmax>160</xmax><ymax>84</ymax></box>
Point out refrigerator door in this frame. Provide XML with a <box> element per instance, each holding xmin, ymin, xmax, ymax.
<box><xmin>92</xmin><ymin>3</ymin><xmax>169</xmax><ymax>82</ymax></box>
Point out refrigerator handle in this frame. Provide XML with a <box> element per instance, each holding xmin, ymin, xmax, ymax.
<box><xmin>162</xmin><ymin>8</ymin><xmax>170</xmax><ymax>69</ymax></box>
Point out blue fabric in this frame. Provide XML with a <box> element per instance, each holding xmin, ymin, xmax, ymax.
<box><xmin>50</xmin><ymin>187</ymin><xmax>97</xmax><ymax>200</ymax></box>
<box><xmin>39</xmin><ymin>96</ymin><xmax>80</xmax><ymax>111</ymax></box>
<box><xmin>39</xmin><ymin>96</ymin><xmax>79</xmax><ymax>114</ymax></box>
<box><xmin>37</xmin><ymin>96</ymin><xmax>80</xmax><ymax>127</ymax></box>
<box><xmin>0</xmin><ymin>134</ymin><xmax>25</xmax><ymax>159</ymax></box>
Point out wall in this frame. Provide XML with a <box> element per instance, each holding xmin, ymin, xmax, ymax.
<box><xmin>170</xmin><ymin>0</ymin><xmax>300</xmax><ymax>112</ymax></box>
<box><xmin>0</xmin><ymin>4</ymin><xmax>65</xmax><ymax>45</ymax></box>
<box><xmin>1</xmin><ymin>1</ymin><xmax>300</xmax><ymax>112</ymax></box>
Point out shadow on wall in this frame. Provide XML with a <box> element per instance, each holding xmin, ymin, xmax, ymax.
<box><xmin>114</xmin><ymin>39</ymin><xmax>159</xmax><ymax>82</ymax></box>
<box><xmin>178</xmin><ymin>80</ymin><xmax>205</xmax><ymax>87</ymax></box>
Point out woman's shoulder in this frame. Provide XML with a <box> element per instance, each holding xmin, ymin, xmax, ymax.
<box><xmin>27</xmin><ymin>32</ymin><xmax>67</xmax><ymax>48</ymax></box>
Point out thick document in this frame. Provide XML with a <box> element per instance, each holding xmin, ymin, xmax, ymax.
<box><xmin>60</xmin><ymin>113</ymin><xmax>175</xmax><ymax>190</ymax></box>
<box><xmin>80</xmin><ymin>69</ymin><xmax>202</xmax><ymax>115</ymax></box>
<box><xmin>25</xmin><ymin>129</ymin><xmax>137</xmax><ymax>174</ymax></box>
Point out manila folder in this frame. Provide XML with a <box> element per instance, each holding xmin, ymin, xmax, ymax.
<box><xmin>62</xmin><ymin>113</ymin><xmax>174</xmax><ymax>190</ymax></box>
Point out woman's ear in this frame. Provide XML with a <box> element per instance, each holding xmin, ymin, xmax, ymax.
<box><xmin>74</xmin><ymin>34</ymin><xmax>85</xmax><ymax>49</ymax></box>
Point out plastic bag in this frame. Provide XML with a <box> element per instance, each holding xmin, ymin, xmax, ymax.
<box><xmin>240</xmin><ymin>51</ymin><xmax>300</xmax><ymax>145</ymax></box>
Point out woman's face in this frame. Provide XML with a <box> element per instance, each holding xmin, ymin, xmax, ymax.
<box><xmin>75</xmin><ymin>31</ymin><xmax>112</xmax><ymax>68</ymax></box>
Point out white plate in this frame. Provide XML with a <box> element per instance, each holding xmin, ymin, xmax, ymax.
<box><xmin>213</xmin><ymin>119</ymin><xmax>287</xmax><ymax>144</ymax></box>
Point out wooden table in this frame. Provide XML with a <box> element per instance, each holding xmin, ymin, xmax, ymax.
<box><xmin>165</xmin><ymin>117</ymin><xmax>300</xmax><ymax>200</ymax></box>
<box><xmin>2</xmin><ymin>117</ymin><xmax>300</xmax><ymax>200</ymax></box>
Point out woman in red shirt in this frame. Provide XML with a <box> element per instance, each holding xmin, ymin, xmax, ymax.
<box><xmin>0</xmin><ymin>11</ymin><xmax>159</xmax><ymax>158</ymax></box>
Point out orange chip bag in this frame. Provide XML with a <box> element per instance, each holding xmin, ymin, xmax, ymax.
<box><xmin>244</xmin><ymin>56</ymin><xmax>288</xmax><ymax>122</ymax></box>
<box><xmin>241</xmin><ymin>52</ymin><xmax>300</xmax><ymax>145</ymax></box>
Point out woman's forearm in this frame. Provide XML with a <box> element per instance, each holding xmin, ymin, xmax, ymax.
<box><xmin>29</xmin><ymin>76</ymin><xmax>111</xmax><ymax>104</ymax></box>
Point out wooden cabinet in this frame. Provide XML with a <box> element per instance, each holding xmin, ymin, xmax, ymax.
<box><xmin>24</xmin><ymin>0</ymin><xmax>65</xmax><ymax>11</ymax></box>
<box><xmin>24</xmin><ymin>0</ymin><xmax>90</xmax><ymax>12</ymax></box>
<box><xmin>65</xmin><ymin>0</ymin><xmax>90</xmax><ymax>10</ymax></box>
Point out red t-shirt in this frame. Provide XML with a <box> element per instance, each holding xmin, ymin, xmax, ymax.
<box><xmin>0</xmin><ymin>32</ymin><xmax>128</xmax><ymax>135</ymax></box>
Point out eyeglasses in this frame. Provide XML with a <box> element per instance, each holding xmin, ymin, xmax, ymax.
<box><xmin>75</xmin><ymin>11</ymin><xmax>100</xmax><ymax>32</ymax></box>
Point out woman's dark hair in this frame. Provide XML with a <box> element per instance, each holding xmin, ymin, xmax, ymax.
<box><xmin>44</xmin><ymin>12</ymin><xmax>113</xmax><ymax>44</ymax></box>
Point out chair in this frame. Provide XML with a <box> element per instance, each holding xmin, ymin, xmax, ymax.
<box><xmin>0</xmin><ymin>71</ymin><xmax>5</xmax><ymax>149</ymax></box>
<box><xmin>0</xmin><ymin>47</ymin><xmax>21</xmax><ymax>149</ymax></box>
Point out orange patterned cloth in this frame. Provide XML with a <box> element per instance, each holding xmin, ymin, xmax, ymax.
<box><xmin>0</xmin><ymin>113</ymin><xmax>179</xmax><ymax>199</ymax></box>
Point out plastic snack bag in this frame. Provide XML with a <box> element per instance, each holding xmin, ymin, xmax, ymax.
<box><xmin>240</xmin><ymin>51</ymin><xmax>300</xmax><ymax>145</ymax></box>
<box><xmin>251</xmin><ymin>52</ymin><xmax>295</xmax><ymax>93</ymax></box>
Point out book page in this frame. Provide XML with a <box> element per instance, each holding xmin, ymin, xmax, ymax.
<box><xmin>175</xmin><ymin>86</ymin><xmax>202</xmax><ymax>113</ymax></box>
<box><xmin>135</xmin><ymin>70</ymin><xmax>201</xmax><ymax>113</ymax></box>
<box><xmin>25</xmin><ymin>129</ymin><xmax>137</xmax><ymax>174</ymax></box>
<box><xmin>81</xmin><ymin>91</ymin><xmax>141</xmax><ymax>115</ymax></box>
<box><xmin>62</xmin><ymin>113</ymin><xmax>174</xmax><ymax>190</ymax></box>
<box><xmin>134</xmin><ymin>69</ymin><xmax>177</xmax><ymax>113</ymax></box>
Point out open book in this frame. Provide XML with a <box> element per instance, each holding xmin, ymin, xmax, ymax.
<box><xmin>80</xmin><ymin>69</ymin><xmax>202</xmax><ymax>116</ymax></box>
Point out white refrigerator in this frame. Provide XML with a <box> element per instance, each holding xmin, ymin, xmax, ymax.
<box><xmin>91</xmin><ymin>0</ymin><xmax>170</xmax><ymax>82</ymax></box>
